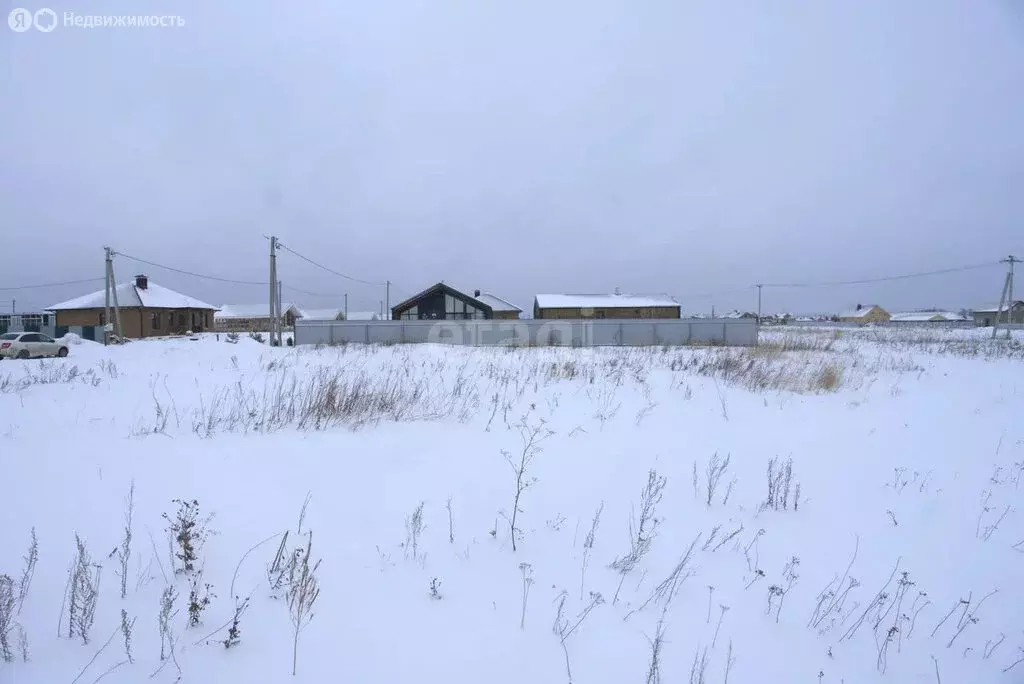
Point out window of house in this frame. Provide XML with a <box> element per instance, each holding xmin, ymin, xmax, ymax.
<box><xmin>99</xmin><ymin>312</ymin><xmax>105</xmax><ymax>325</ymax></box>
<box><xmin>152</xmin><ymin>312</ymin><xmax>161</xmax><ymax>330</ymax></box>
<box><xmin>178</xmin><ymin>314</ymin><xmax>185</xmax><ymax>327</ymax></box>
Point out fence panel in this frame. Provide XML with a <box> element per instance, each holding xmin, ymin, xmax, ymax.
<box><xmin>295</xmin><ymin>318</ymin><xmax>757</xmax><ymax>347</ymax></box>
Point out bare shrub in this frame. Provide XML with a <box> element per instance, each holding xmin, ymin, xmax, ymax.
<box><xmin>187</xmin><ymin>571</ymin><xmax>215</xmax><ymax>627</ymax></box>
<box><xmin>645</xmin><ymin>611</ymin><xmax>668</xmax><ymax>684</ymax></box>
<box><xmin>811</xmin><ymin>364</ymin><xmax>842</xmax><ymax>392</ymax></box>
<box><xmin>704</xmin><ymin>452</ymin><xmax>733</xmax><ymax>506</ymax></box>
<box><xmin>0</xmin><ymin>575</ymin><xmax>14</xmax><ymax>662</ymax></box>
<box><xmin>287</xmin><ymin>532</ymin><xmax>321</xmax><ymax>676</ymax></box>
<box><xmin>579</xmin><ymin>502</ymin><xmax>604</xmax><ymax>599</ymax></box>
<box><xmin>762</xmin><ymin>456</ymin><xmax>796</xmax><ymax>512</ymax></box>
<box><xmin>552</xmin><ymin>590</ymin><xmax>604</xmax><ymax>684</ymax></box>
<box><xmin>157</xmin><ymin>585</ymin><xmax>178</xmax><ymax>661</ymax></box>
<box><xmin>187</xmin><ymin>364</ymin><xmax>477</xmax><ymax>436</ymax></box>
<box><xmin>120</xmin><ymin>609</ymin><xmax>135</xmax><ymax>664</ymax></box>
<box><xmin>519</xmin><ymin>563</ymin><xmax>534</xmax><ymax>629</ymax></box>
<box><xmin>18</xmin><ymin>528</ymin><xmax>37</xmax><ymax>614</ymax></box>
<box><xmin>626</xmin><ymin>532</ymin><xmax>701</xmax><ymax>620</ymax></box>
<box><xmin>610</xmin><ymin>469</ymin><xmax>667</xmax><ymax>604</ymax></box>
<box><xmin>502</xmin><ymin>416</ymin><xmax>553</xmax><ymax>551</ymax></box>
<box><xmin>404</xmin><ymin>502</ymin><xmax>425</xmax><ymax>561</ymax></box>
<box><xmin>66</xmin><ymin>535</ymin><xmax>102</xmax><ymax>644</ymax></box>
<box><xmin>163</xmin><ymin>498</ymin><xmax>210</xmax><ymax>574</ymax></box>
<box><xmin>116</xmin><ymin>482</ymin><xmax>134</xmax><ymax>599</ymax></box>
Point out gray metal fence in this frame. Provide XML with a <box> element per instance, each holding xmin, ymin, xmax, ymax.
<box><xmin>295</xmin><ymin>318</ymin><xmax>758</xmax><ymax>347</ymax></box>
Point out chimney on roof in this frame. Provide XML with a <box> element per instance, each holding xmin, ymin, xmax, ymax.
<box><xmin>135</xmin><ymin>274</ymin><xmax>148</xmax><ymax>290</ymax></box>
<box><xmin>474</xmin><ymin>289</ymin><xmax>481</xmax><ymax>297</ymax></box>
<box><xmin>856</xmin><ymin>303</ymin><xmax>862</xmax><ymax>311</ymax></box>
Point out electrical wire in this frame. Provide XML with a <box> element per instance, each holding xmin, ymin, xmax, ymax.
<box><xmin>114</xmin><ymin>251</ymin><xmax>268</xmax><ymax>286</ymax></box>
<box><xmin>275</xmin><ymin>242</ymin><xmax>386</xmax><ymax>287</ymax></box>
<box><xmin>0</xmin><ymin>277</ymin><xmax>105</xmax><ymax>291</ymax></box>
<box><xmin>762</xmin><ymin>261</ymin><xmax>1001</xmax><ymax>289</ymax></box>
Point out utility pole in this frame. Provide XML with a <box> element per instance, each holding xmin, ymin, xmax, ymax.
<box><xmin>104</xmin><ymin>247</ymin><xmax>123</xmax><ymax>341</ymax></box>
<box><xmin>992</xmin><ymin>255</ymin><xmax>1019</xmax><ymax>340</ymax></box>
<box><xmin>268</xmin><ymin>235</ymin><xmax>280</xmax><ymax>346</ymax></box>
<box><xmin>756</xmin><ymin>283</ymin><xmax>763</xmax><ymax>322</ymax></box>
<box><xmin>104</xmin><ymin>247</ymin><xmax>112</xmax><ymax>345</ymax></box>
<box><xmin>386</xmin><ymin>280</ymin><xmax>391</xmax><ymax>320</ymax></box>
<box><xmin>344</xmin><ymin>293</ymin><xmax>348</xmax><ymax>320</ymax></box>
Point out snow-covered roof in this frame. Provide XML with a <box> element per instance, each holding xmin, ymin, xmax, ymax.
<box><xmin>534</xmin><ymin>293</ymin><xmax>680</xmax><ymax>309</ymax></box>
<box><xmin>839</xmin><ymin>305</ymin><xmax>884</xmax><ymax>319</ymax></box>
<box><xmin>345</xmin><ymin>311</ymin><xmax>380</xmax><ymax>321</ymax></box>
<box><xmin>216</xmin><ymin>303</ymin><xmax>300</xmax><ymax>319</ymax></box>
<box><xmin>474</xmin><ymin>293</ymin><xmax>521</xmax><ymax>312</ymax></box>
<box><xmin>891</xmin><ymin>311</ymin><xmax>968</xmax><ymax>322</ymax></box>
<box><xmin>973</xmin><ymin>301</ymin><xmax>1024</xmax><ymax>313</ymax></box>
<box><xmin>46</xmin><ymin>280</ymin><xmax>217</xmax><ymax>311</ymax></box>
<box><xmin>298</xmin><ymin>308</ymin><xmax>344</xmax><ymax>320</ymax></box>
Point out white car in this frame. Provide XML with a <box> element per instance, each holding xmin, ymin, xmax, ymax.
<box><xmin>0</xmin><ymin>332</ymin><xmax>70</xmax><ymax>360</ymax></box>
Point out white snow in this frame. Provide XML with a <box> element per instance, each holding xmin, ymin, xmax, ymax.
<box><xmin>297</xmin><ymin>308</ymin><xmax>344</xmax><ymax>320</ymax></box>
<box><xmin>973</xmin><ymin>301</ymin><xmax>1024</xmax><ymax>314</ymax></box>
<box><xmin>344</xmin><ymin>311</ymin><xmax>381</xmax><ymax>321</ymax></box>
<box><xmin>474</xmin><ymin>293</ymin><xmax>522</xmax><ymax>312</ymax></box>
<box><xmin>535</xmin><ymin>293</ymin><xmax>680</xmax><ymax>309</ymax></box>
<box><xmin>217</xmin><ymin>303</ymin><xmax>301</xmax><ymax>319</ymax></box>
<box><xmin>839</xmin><ymin>305</ymin><xmax>883</xmax><ymax>319</ymax></box>
<box><xmin>2</xmin><ymin>326</ymin><xmax>1023</xmax><ymax>683</ymax></box>
<box><xmin>890</xmin><ymin>311</ymin><xmax>968</xmax><ymax>322</ymax></box>
<box><xmin>46</xmin><ymin>281</ymin><xmax>217</xmax><ymax>311</ymax></box>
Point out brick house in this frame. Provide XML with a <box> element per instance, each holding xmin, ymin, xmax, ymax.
<box><xmin>837</xmin><ymin>304</ymin><xmax>891</xmax><ymax>324</ymax></box>
<box><xmin>533</xmin><ymin>293</ymin><xmax>681</xmax><ymax>319</ymax></box>
<box><xmin>46</xmin><ymin>274</ymin><xmax>218</xmax><ymax>338</ymax></box>
<box><xmin>215</xmin><ymin>303</ymin><xmax>303</xmax><ymax>332</ymax></box>
<box><xmin>972</xmin><ymin>301</ymin><xmax>1024</xmax><ymax>327</ymax></box>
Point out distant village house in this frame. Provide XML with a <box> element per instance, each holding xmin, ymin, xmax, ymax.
<box><xmin>391</xmin><ymin>283</ymin><xmax>521</xmax><ymax>321</ymax></box>
<box><xmin>837</xmin><ymin>304</ymin><xmax>890</xmax><ymax>324</ymax></box>
<box><xmin>46</xmin><ymin>274</ymin><xmax>218</xmax><ymax>339</ymax></box>
<box><xmin>972</xmin><ymin>300</ymin><xmax>1024</xmax><ymax>327</ymax></box>
<box><xmin>533</xmin><ymin>292</ymin><xmax>681</xmax><ymax>319</ymax></box>
<box><xmin>215</xmin><ymin>303</ymin><xmax>302</xmax><ymax>332</ymax></box>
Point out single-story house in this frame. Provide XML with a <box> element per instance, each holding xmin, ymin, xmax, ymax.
<box><xmin>533</xmin><ymin>293</ymin><xmax>681</xmax><ymax>319</ymax></box>
<box><xmin>298</xmin><ymin>308</ymin><xmax>345</xmax><ymax>321</ymax></box>
<box><xmin>473</xmin><ymin>292</ymin><xmax>522</xmax><ymax>320</ymax></box>
<box><xmin>345</xmin><ymin>311</ymin><xmax>381</xmax><ymax>321</ymax></box>
<box><xmin>837</xmin><ymin>304</ymin><xmax>890</xmax><ymax>324</ymax></box>
<box><xmin>46</xmin><ymin>274</ymin><xmax>218</xmax><ymax>339</ymax></box>
<box><xmin>890</xmin><ymin>311</ymin><xmax>970</xmax><ymax>323</ymax></box>
<box><xmin>215</xmin><ymin>302</ymin><xmax>303</xmax><ymax>332</ymax></box>
<box><xmin>972</xmin><ymin>301</ymin><xmax>1024</xmax><ymax>327</ymax></box>
<box><xmin>391</xmin><ymin>282</ymin><xmax>518</xmax><ymax>321</ymax></box>
<box><xmin>722</xmin><ymin>310</ymin><xmax>758</xmax><ymax>320</ymax></box>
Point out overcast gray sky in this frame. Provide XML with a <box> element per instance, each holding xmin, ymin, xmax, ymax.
<box><xmin>2</xmin><ymin>0</ymin><xmax>1022</xmax><ymax>316</ymax></box>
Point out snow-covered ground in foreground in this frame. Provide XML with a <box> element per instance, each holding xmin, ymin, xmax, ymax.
<box><xmin>2</xmin><ymin>328</ymin><xmax>1023</xmax><ymax>683</ymax></box>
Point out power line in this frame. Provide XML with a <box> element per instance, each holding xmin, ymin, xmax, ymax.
<box><xmin>275</xmin><ymin>242</ymin><xmax>386</xmax><ymax>287</ymax></box>
<box><xmin>116</xmin><ymin>249</ymin><xmax>356</xmax><ymax>299</ymax></box>
<box><xmin>114</xmin><ymin>251</ymin><xmax>267</xmax><ymax>286</ymax></box>
<box><xmin>765</xmin><ymin>258</ymin><xmax>995</xmax><ymax>286</ymax></box>
<box><xmin>0</xmin><ymin>277</ymin><xmax>105</xmax><ymax>291</ymax></box>
<box><xmin>281</xmin><ymin>284</ymin><xmax>347</xmax><ymax>298</ymax></box>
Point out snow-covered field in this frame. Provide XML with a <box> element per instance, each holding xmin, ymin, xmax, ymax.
<box><xmin>2</xmin><ymin>327</ymin><xmax>1023</xmax><ymax>683</ymax></box>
